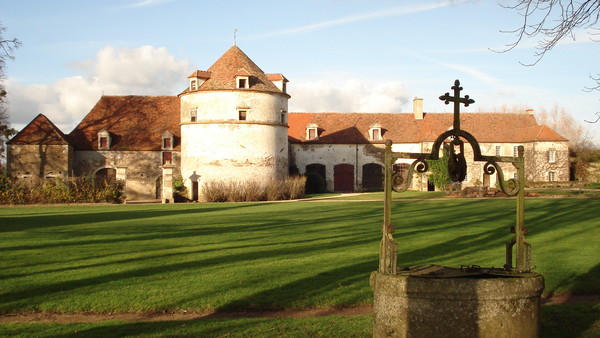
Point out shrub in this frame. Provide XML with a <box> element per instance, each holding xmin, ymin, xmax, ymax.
<box><xmin>201</xmin><ymin>176</ymin><xmax>306</xmax><ymax>202</ymax></box>
<box><xmin>0</xmin><ymin>174</ymin><xmax>125</xmax><ymax>205</ymax></box>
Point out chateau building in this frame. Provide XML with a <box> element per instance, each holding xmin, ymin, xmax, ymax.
<box><xmin>7</xmin><ymin>46</ymin><xmax>569</xmax><ymax>201</ymax></box>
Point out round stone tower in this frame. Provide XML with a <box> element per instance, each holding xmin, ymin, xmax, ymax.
<box><xmin>179</xmin><ymin>46</ymin><xmax>290</xmax><ymax>200</ymax></box>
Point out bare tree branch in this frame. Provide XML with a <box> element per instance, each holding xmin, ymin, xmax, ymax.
<box><xmin>497</xmin><ymin>0</ymin><xmax>600</xmax><ymax>65</ymax></box>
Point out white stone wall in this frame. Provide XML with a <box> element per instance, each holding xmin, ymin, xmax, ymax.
<box><xmin>181</xmin><ymin>123</ymin><xmax>288</xmax><ymax>187</ymax></box>
<box><xmin>180</xmin><ymin>90</ymin><xmax>289</xmax><ymax>199</ymax></box>
<box><xmin>291</xmin><ymin>143</ymin><xmax>386</xmax><ymax>191</ymax></box>
<box><xmin>180</xmin><ymin>91</ymin><xmax>288</xmax><ymax>123</ymax></box>
<box><xmin>73</xmin><ymin>150</ymin><xmax>181</xmax><ymax>200</ymax></box>
<box><xmin>526</xmin><ymin>141</ymin><xmax>570</xmax><ymax>182</ymax></box>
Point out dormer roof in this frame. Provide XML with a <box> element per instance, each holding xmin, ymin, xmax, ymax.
<box><xmin>187</xmin><ymin>70</ymin><xmax>211</xmax><ymax>79</ymax></box>
<box><xmin>267</xmin><ymin>73</ymin><xmax>288</xmax><ymax>82</ymax></box>
<box><xmin>235</xmin><ymin>68</ymin><xmax>251</xmax><ymax>77</ymax></box>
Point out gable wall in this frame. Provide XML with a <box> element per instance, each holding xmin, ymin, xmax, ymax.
<box><xmin>7</xmin><ymin>144</ymin><xmax>72</xmax><ymax>178</ymax></box>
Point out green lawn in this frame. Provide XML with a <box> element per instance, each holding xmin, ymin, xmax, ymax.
<box><xmin>0</xmin><ymin>197</ymin><xmax>598</xmax><ymax>336</ymax></box>
<box><xmin>0</xmin><ymin>198</ymin><xmax>598</xmax><ymax>314</ymax></box>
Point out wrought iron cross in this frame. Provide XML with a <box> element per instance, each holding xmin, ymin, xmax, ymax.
<box><xmin>439</xmin><ymin>79</ymin><xmax>475</xmax><ymax>131</ymax></box>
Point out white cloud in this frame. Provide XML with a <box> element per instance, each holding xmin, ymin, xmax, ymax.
<box><xmin>6</xmin><ymin>45</ymin><xmax>190</xmax><ymax>132</ymax></box>
<box><xmin>249</xmin><ymin>0</ymin><xmax>463</xmax><ymax>39</ymax></box>
<box><xmin>122</xmin><ymin>0</ymin><xmax>176</xmax><ymax>8</ymax></box>
<box><xmin>289</xmin><ymin>77</ymin><xmax>411</xmax><ymax>113</ymax></box>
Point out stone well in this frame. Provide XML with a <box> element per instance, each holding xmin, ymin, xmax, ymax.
<box><xmin>370</xmin><ymin>270</ymin><xmax>544</xmax><ymax>338</ymax></box>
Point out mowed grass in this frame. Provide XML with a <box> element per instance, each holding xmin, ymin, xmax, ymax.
<box><xmin>1</xmin><ymin>304</ymin><xmax>598</xmax><ymax>338</ymax></box>
<box><xmin>0</xmin><ymin>197</ymin><xmax>598</xmax><ymax>315</ymax></box>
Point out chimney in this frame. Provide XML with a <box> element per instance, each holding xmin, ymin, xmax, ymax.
<box><xmin>413</xmin><ymin>97</ymin><xmax>423</xmax><ymax>120</ymax></box>
<box><xmin>526</xmin><ymin>108</ymin><xmax>534</xmax><ymax>115</ymax></box>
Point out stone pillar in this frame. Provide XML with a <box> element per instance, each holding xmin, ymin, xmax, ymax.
<box><xmin>161</xmin><ymin>164</ymin><xmax>175</xmax><ymax>204</ymax></box>
<box><xmin>116</xmin><ymin>166</ymin><xmax>127</xmax><ymax>203</ymax></box>
<box><xmin>371</xmin><ymin>272</ymin><xmax>544</xmax><ymax>338</ymax></box>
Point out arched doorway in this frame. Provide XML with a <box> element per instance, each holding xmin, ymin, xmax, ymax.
<box><xmin>95</xmin><ymin>168</ymin><xmax>116</xmax><ymax>186</ymax></box>
<box><xmin>362</xmin><ymin>163</ymin><xmax>384</xmax><ymax>191</ymax></box>
<box><xmin>305</xmin><ymin>163</ymin><xmax>326</xmax><ymax>193</ymax></box>
<box><xmin>334</xmin><ymin>164</ymin><xmax>354</xmax><ymax>192</ymax></box>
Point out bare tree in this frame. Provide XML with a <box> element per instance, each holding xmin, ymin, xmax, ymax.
<box><xmin>0</xmin><ymin>23</ymin><xmax>21</xmax><ymax>166</ymax></box>
<box><xmin>500</xmin><ymin>1</ymin><xmax>600</xmax><ymax>124</ymax></box>
<box><xmin>500</xmin><ymin>0</ymin><xmax>600</xmax><ymax>65</ymax></box>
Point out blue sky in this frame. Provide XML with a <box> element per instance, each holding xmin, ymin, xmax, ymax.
<box><xmin>2</xmin><ymin>0</ymin><xmax>598</xmax><ymax>142</ymax></box>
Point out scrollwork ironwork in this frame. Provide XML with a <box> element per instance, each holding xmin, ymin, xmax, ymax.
<box><xmin>380</xmin><ymin>80</ymin><xmax>533</xmax><ymax>275</ymax></box>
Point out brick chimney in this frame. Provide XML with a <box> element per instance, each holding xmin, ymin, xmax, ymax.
<box><xmin>413</xmin><ymin>97</ymin><xmax>423</xmax><ymax>120</ymax></box>
<box><xmin>526</xmin><ymin>108</ymin><xmax>534</xmax><ymax>115</ymax></box>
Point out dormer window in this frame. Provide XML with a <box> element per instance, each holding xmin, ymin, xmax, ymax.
<box><xmin>190</xmin><ymin>108</ymin><xmax>197</xmax><ymax>122</ymax></box>
<box><xmin>162</xmin><ymin>131</ymin><xmax>173</xmax><ymax>150</ymax></box>
<box><xmin>369</xmin><ymin>124</ymin><xmax>383</xmax><ymax>141</ymax></box>
<box><xmin>98</xmin><ymin>129</ymin><xmax>111</xmax><ymax>150</ymax></box>
<box><xmin>187</xmin><ymin>70</ymin><xmax>210</xmax><ymax>91</ymax></box>
<box><xmin>235</xmin><ymin>68</ymin><xmax>251</xmax><ymax>89</ymax></box>
<box><xmin>306</xmin><ymin>123</ymin><xmax>319</xmax><ymax>141</ymax></box>
<box><xmin>266</xmin><ymin>73</ymin><xmax>289</xmax><ymax>93</ymax></box>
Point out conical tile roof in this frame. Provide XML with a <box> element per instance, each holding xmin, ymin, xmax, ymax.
<box><xmin>194</xmin><ymin>46</ymin><xmax>283</xmax><ymax>94</ymax></box>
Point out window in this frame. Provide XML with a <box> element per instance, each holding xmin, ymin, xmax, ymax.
<box><xmin>548</xmin><ymin>171</ymin><xmax>555</xmax><ymax>182</ymax></box>
<box><xmin>238</xmin><ymin>78</ymin><xmax>247</xmax><ymax>88</ymax></box>
<box><xmin>190</xmin><ymin>109</ymin><xmax>197</xmax><ymax>122</ymax></box>
<box><xmin>98</xmin><ymin>129</ymin><xmax>111</xmax><ymax>150</ymax></box>
<box><xmin>162</xmin><ymin>131</ymin><xmax>173</xmax><ymax>151</ymax></box>
<box><xmin>280</xmin><ymin>110</ymin><xmax>287</xmax><ymax>124</ymax></box>
<box><xmin>514</xmin><ymin>146</ymin><xmax>519</xmax><ymax>157</ymax></box>
<box><xmin>306</xmin><ymin>124</ymin><xmax>319</xmax><ymax>140</ymax></box>
<box><xmin>162</xmin><ymin>152</ymin><xmax>172</xmax><ymax>165</ymax></box>
<box><xmin>548</xmin><ymin>150</ymin><xmax>556</xmax><ymax>163</ymax></box>
<box><xmin>190</xmin><ymin>80</ymin><xmax>197</xmax><ymax>91</ymax></box>
<box><xmin>238</xmin><ymin>110</ymin><xmax>247</xmax><ymax>121</ymax></box>
<box><xmin>496</xmin><ymin>146</ymin><xmax>501</xmax><ymax>156</ymax></box>
<box><xmin>369</xmin><ymin>124</ymin><xmax>383</xmax><ymax>141</ymax></box>
<box><xmin>373</xmin><ymin>128</ymin><xmax>382</xmax><ymax>141</ymax></box>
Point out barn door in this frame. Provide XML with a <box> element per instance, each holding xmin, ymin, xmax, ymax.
<box><xmin>334</xmin><ymin>164</ymin><xmax>354</xmax><ymax>192</ymax></box>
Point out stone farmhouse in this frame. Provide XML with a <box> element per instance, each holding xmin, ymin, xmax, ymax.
<box><xmin>7</xmin><ymin>46</ymin><xmax>569</xmax><ymax>202</ymax></box>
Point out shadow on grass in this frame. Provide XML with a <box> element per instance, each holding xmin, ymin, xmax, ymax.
<box><xmin>0</xmin><ymin>316</ymin><xmax>374</xmax><ymax>337</ymax></box>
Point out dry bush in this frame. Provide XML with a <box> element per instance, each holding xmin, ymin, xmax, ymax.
<box><xmin>201</xmin><ymin>176</ymin><xmax>306</xmax><ymax>202</ymax></box>
<box><xmin>285</xmin><ymin>175</ymin><xmax>307</xmax><ymax>200</ymax></box>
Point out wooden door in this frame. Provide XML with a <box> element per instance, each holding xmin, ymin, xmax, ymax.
<box><xmin>334</xmin><ymin>164</ymin><xmax>354</xmax><ymax>192</ymax></box>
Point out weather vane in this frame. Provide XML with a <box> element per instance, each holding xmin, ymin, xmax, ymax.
<box><xmin>233</xmin><ymin>28</ymin><xmax>238</xmax><ymax>46</ymax></box>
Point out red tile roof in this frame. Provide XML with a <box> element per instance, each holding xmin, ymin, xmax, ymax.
<box><xmin>287</xmin><ymin>112</ymin><xmax>568</xmax><ymax>144</ymax></box>
<box><xmin>68</xmin><ymin>95</ymin><xmax>180</xmax><ymax>151</ymax></box>
<box><xmin>8</xmin><ymin>114</ymin><xmax>71</xmax><ymax>145</ymax></box>
<box><xmin>182</xmin><ymin>46</ymin><xmax>286</xmax><ymax>95</ymax></box>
